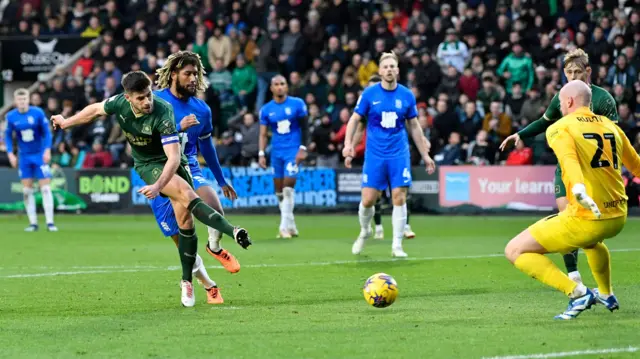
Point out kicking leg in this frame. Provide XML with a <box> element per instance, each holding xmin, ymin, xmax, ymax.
<box><xmin>352</xmin><ymin>187</ymin><xmax>378</xmax><ymax>255</ymax></box>
<box><xmin>161</xmin><ymin>174</ymin><xmax>251</xmax><ymax>249</ymax></box>
<box><xmin>196</xmin><ymin>185</ymin><xmax>241</xmax><ymax>273</ymax></box>
<box><xmin>391</xmin><ymin>187</ymin><xmax>408</xmax><ymax>257</ymax></box>
<box><xmin>39</xmin><ymin>178</ymin><xmax>57</xmax><ymax>231</ymax></box>
<box><xmin>22</xmin><ymin>179</ymin><xmax>38</xmax><ymax>231</ymax></box>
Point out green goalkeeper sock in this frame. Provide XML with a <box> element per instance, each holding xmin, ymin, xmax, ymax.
<box><xmin>563</xmin><ymin>250</ymin><xmax>579</xmax><ymax>273</ymax></box>
<box><xmin>178</xmin><ymin>228</ymin><xmax>198</xmax><ymax>282</ymax></box>
<box><xmin>188</xmin><ymin>198</ymin><xmax>235</xmax><ymax>237</ymax></box>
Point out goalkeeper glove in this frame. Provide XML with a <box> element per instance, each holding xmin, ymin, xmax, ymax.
<box><xmin>572</xmin><ymin>183</ymin><xmax>601</xmax><ymax>219</ymax></box>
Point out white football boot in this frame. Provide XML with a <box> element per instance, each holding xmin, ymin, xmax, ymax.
<box><xmin>180</xmin><ymin>280</ymin><xmax>196</xmax><ymax>307</ymax></box>
<box><xmin>374</xmin><ymin>225</ymin><xmax>384</xmax><ymax>240</ymax></box>
<box><xmin>352</xmin><ymin>228</ymin><xmax>372</xmax><ymax>255</ymax></box>
<box><xmin>403</xmin><ymin>224</ymin><xmax>415</xmax><ymax>239</ymax></box>
<box><xmin>392</xmin><ymin>246</ymin><xmax>408</xmax><ymax>258</ymax></box>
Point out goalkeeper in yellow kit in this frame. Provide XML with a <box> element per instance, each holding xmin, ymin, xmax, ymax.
<box><xmin>504</xmin><ymin>80</ymin><xmax>640</xmax><ymax>320</ymax></box>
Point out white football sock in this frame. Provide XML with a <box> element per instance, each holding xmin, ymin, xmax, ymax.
<box><xmin>277</xmin><ymin>192</ymin><xmax>286</xmax><ymax>231</ymax></box>
<box><xmin>207</xmin><ymin>226</ymin><xmax>222</xmax><ymax>252</ymax></box>
<box><xmin>392</xmin><ymin>204</ymin><xmax>407</xmax><ymax>249</ymax></box>
<box><xmin>41</xmin><ymin>185</ymin><xmax>55</xmax><ymax>225</ymax></box>
<box><xmin>283</xmin><ymin>187</ymin><xmax>296</xmax><ymax>230</ymax></box>
<box><xmin>193</xmin><ymin>254</ymin><xmax>216</xmax><ymax>289</ymax></box>
<box><xmin>23</xmin><ymin>187</ymin><xmax>37</xmax><ymax>225</ymax></box>
<box><xmin>375</xmin><ymin>224</ymin><xmax>383</xmax><ymax>232</ymax></box>
<box><xmin>358</xmin><ymin>202</ymin><xmax>374</xmax><ymax>231</ymax></box>
<box><xmin>570</xmin><ymin>282</ymin><xmax>588</xmax><ymax>299</ymax></box>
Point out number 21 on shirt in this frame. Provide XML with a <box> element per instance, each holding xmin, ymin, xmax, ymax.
<box><xmin>583</xmin><ymin>132</ymin><xmax>618</xmax><ymax>169</ymax></box>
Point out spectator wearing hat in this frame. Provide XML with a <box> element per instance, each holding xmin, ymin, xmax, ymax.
<box><xmin>436</xmin><ymin>28</ymin><xmax>469</xmax><ymax>74</ymax></box>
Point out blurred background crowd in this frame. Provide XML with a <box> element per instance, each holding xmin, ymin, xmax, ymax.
<box><xmin>0</xmin><ymin>0</ymin><xmax>639</xmax><ymax>171</ymax></box>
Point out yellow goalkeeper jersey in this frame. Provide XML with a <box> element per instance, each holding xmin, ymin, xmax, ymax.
<box><xmin>546</xmin><ymin>107</ymin><xmax>640</xmax><ymax>220</ymax></box>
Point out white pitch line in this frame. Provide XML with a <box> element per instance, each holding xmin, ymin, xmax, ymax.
<box><xmin>482</xmin><ymin>346</ymin><xmax>639</xmax><ymax>359</ymax></box>
<box><xmin>3</xmin><ymin>248</ymin><xmax>640</xmax><ymax>279</ymax></box>
<box><xmin>210</xmin><ymin>306</ymin><xmax>242</xmax><ymax>310</ymax></box>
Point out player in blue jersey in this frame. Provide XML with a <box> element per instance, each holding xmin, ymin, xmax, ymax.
<box><xmin>5</xmin><ymin>88</ymin><xmax>58</xmax><ymax>232</ymax></box>
<box><xmin>343</xmin><ymin>52</ymin><xmax>435</xmax><ymax>257</ymax></box>
<box><xmin>258</xmin><ymin>75</ymin><xmax>309</xmax><ymax>238</ymax></box>
<box><xmin>349</xmin><ymin>75</ymin><xmax>418</xmax><ymax>240</ymax></box>
<box><xmin>152</xmin><ymin>51</ymin><xmax>243</xmax><ymax>303</ymax></box>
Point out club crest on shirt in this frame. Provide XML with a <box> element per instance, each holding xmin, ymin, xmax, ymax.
<box><xmin>285</xmin><ymin>107</ymin><xmax>292</xmax><ymax>116</ymax></box>
<box><xmin>142</xmin><ymin>124</ymin><xmax>152</xmax><ymax>135</ymax></box>
<box><xmin>27</xmin><ymin>116</ymin><xmax>34</xmax><ymax>124</ymax></box>
<box><xmin>395</xmin><ymin>99</ymin><xmax>402</xmax><ymax>109</ymax></box>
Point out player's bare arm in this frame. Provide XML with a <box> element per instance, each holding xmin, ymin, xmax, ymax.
<box><xmin>343</xmin><ymin>112</ymin><xmax>362</xmax><ymax>168</ymax></box>
<box><xmin>407</xmin><ymin>117</ymin><xmax>435</xmax><ymax>174</ymax></box>
<box><xmin>51</xmin><ymin>101</ymin><xmax>107</xmax><ymax>130</ymax></box>
<box><xmin>138</xmin><ymin>142</ymin><xmax>181</xmax><ymax>199</ymax></box>
<box><xmin>258</xmin><ymin>124</ymin><xmax>268</xmax><ymax>169</ymax></box>
<box><xmin>352</xmin><ymin>121</ymin><xmax>365</xmax><ymax>147</ymax></box>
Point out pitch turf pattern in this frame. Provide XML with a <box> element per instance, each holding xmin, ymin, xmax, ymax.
<box><xmin>1</xmin><ymin>215</ymin><xmax>639</xmax><ymax>359</ymax></box>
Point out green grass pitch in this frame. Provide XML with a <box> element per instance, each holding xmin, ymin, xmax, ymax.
<box><xmin>0</xmin><ymin>214</ymin><xmax>639</xmax><ymax>359</ymax></box>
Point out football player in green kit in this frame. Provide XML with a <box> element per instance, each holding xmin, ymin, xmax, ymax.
<box><xmin>51</xmin><ymin>71</ymin><xmax>251</xmax><ymax>307</ymax></box>
<box><xmin>500</xmin><ymin>49</ymin><xmax>619</xmax><ymax>285</ymax></box>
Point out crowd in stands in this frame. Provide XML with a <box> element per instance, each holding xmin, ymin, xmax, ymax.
<box><xmin>0</xmin><ymin>0</ymin><xmax>639</xmax><ymax>171</ymax></box>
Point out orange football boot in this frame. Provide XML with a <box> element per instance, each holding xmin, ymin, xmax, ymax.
<box><xmin>206</xmin><ymin>245</ymin><xmax>241</xmax><ymax>273</ymax></box>
<box><xmin>205</xmin><ymin>286</ymin><xmax>224</xmax><ymax>304</ymax></box>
